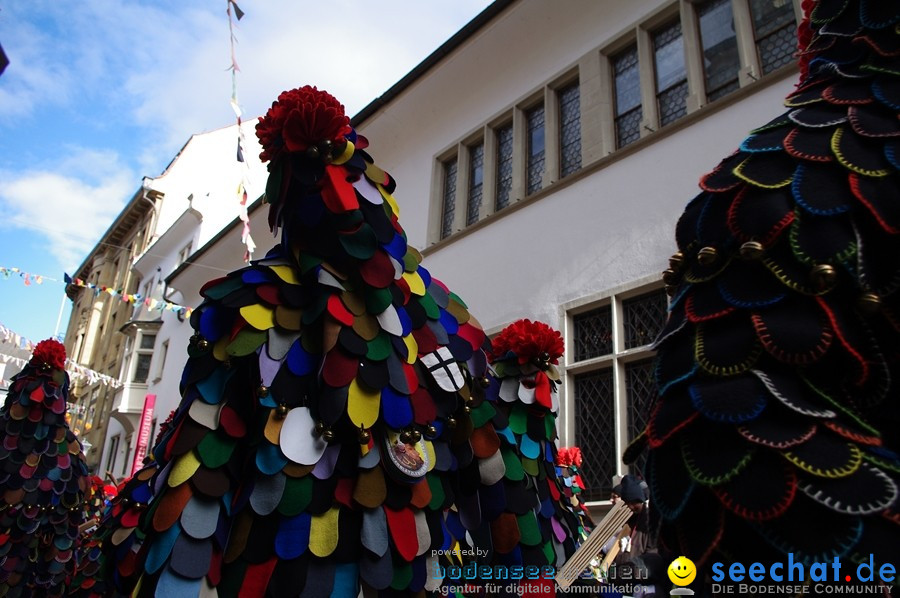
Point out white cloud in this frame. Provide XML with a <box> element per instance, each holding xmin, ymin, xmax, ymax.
<box><xmin>118</xmin><ymin>0</ymin><xmax>496</xmax><ymax>174</ymax></box>
<box><xmin>0</xmin><ymin>148</ymin><xmax>133</xmax><ymax>270</ymax></box>
<box><xmin>0</xmin><ymin>0</ymin><xmax>491</xmax><ymax>268</ymax></box>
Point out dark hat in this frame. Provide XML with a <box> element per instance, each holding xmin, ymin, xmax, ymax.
<box><xmin>619</xmin><ymin>474</ymin><xmax>645</xmax><ymax>504</ymax></box>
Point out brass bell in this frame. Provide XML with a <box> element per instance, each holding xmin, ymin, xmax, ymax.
<box><xmin>197</xmin><ymin>338</ymin><xmax>209</xmax><ymax>350</ymax></box>
<box><xmin>668</xmin><ymin>252</ymin><xmax>684</xmax><ymax>270</ymax></box>
<box><xmin>322</xmin><ymin>428</ymin><xmax>335</xmax><ymax>442</ymax></box>
<box><xmin>810</xmin><ymin>264</ymin><xmax>837</xmax><ymax>290</ymax></box>
<box><xmin>399</xmin><ymin>430</ymin><xmax>412</xmax><ymax>444</ymax></box>
<box><xmin>697</xmin><ymin>246</ymin><xmax>718</xmax><ymax>266</ymax></box>
<box><xmin>258</xmin><ymin>385</ymin><xmax>269</xmax><ymax>398</ymax></box>
<box><xmin>447</xmin><ymin>416</ymin><xmax>457</xmax><ymax>429</ymax></box>
<box><xmin>358</xmin><ymin>427</ymin><xmax>371</xmax><ymax>444</ymax></box>
<box><xmin>478</xmin><ymin>376</ymin><xmax>490</xmax><ymax>388</ymax></box>
<box><xmin>739</xmin><ymin>241</ymin><xmax>764</xmax><ymax>260</ymax></box>
<box><xmin>275</xmin><ymin>403</ymin><xmax>289</xmax><ymax>419</ymax></box>
<box><xmin>410</xmin><ymin>429</ymin><xmax>422</xmax><ymax>443</ymax></box>
<box><xmin>305</xmin><ymin>145</ymin><xmax>320</xmax><ymax>160</ymax></box>
<box><xmin>426</xmin><ymin>423</ymin><xmax>438</xmax><ymax>437</ymax></box>
<box><xmin>857</xmin><ymin>292</ymin><xmax>881</xmax><ymax>313</ymax></box>
<box><xmin>321</xmin><ymin>140</ymin><xmax>334</xmax><ymax>164</ymax></box>
<box><xmin>662</xmin><ymin>269</ymin><xmax>679</xmax><ymax>285</ymax></box>
<box><xmin>314</xmin><ymin>421</ymin><xmax>326</xmax><ymax>436</ymax></box>
<box><xmin>463</xmin><ymin>403</ymin><xmax>471</xmax><ymax>414</ymax></box>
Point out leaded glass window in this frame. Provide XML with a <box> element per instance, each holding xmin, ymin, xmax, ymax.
<box><xmin>625</xmin><ymin>359</ymin><xmax>657</xmax><ymax>477</ymax></box>
<box><xmin>526</xmin><ymin>105</ymin><xmax>545</xmax><ymax>195</ymax></box>
<box><xmin>573</xmin><ymin>305</ymin><xmax>612</xmax><ymax>361</ymax></box>
<box><xmin>614</xmin><ymin>45</ymin><xmax>642</xmax><ymax>148</ymax></box>
<box><xmin>622</xmin><ymin>290</ymin><xmax>668</xmax><ymax>350</ymax></box>
<box><xmin>466</xmin><ymin>143</ymin><xmax>484</xmax><ymax>226</ymax></box>
<box><xmin>654</xmin><ymin>21</ymin><xmax>688</xmax><ymax>126</ymax></box>
<box><xmin>575</xmin><ymin>369</ymin><xmax>616</xmax><ymax>501</ymax></box>
<box><xmin>750</xmin><ymin>0</ymin><xmax>796</xmax><ymax>75</ymax></box>
<box><xmin>699</xmin><ymin>0</ymin><xmax>740</xmax><ymax>102</ymax></box>
<box><xmin>495</xmin><ymin>125</ymin><xmax>513</xmax><ymax>211</ymax></box>
<box><xmin>440</xmin><ymin>159</ymin><xmax>457</xmax><ymax>239</ymax></box>
<box><xmin>133</xmin><ymin>353</ymin><xmax>152</xmax><ymax>384</ymax></box>
<box><xmin>559</xmin><ymin>82</ymin><xmax>581</xmax><ymax>178</ymax></box>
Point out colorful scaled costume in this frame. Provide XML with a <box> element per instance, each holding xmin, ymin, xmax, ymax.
<box><xmin>99</xmin><ymin>87</ymin><xmax>585</xmax><ymax>597</ymax></box>
<box><xmin>69</xmin><ymin>476</ymin><xmax>117</xmax><ymax>597</ymax></box>
<box><xmin>0</xmin><ymin>340</ymin><xmax>88</xmax><ymax>597</ymax></box>
<box><xmin>627</xmin><ymin>0</ymin><xmax>899</xmax><ymax>578</ymax></box>
<box><xmin>488</xmin><ymin>320</ymin><xmax>594</xmax><ymax>554</ymax></box>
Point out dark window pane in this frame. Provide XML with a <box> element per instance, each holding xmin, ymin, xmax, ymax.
<box><xmin>613</xmin><ymin>45</ymin><xmax>641</xmax><ymax>115</ymax></box>
<box><xmin>527</xmin><ymin>105</ymin><xmax>545</xmax><ymax>195</ymax></box>
<box><xmin>574</xmin><ymin>305</ymin><xmax>612</xmax><ymax>361</ymax></box>
<box><xmin>699</xmin><ymin>0</ymin><xmax>740</xmax><ymax>102</ymax></box>
<box><xmin>750</xmin><ymin>0</ymin><xmax>796</xmax><ymax>75</ymax></box>
<box><xmin>654</xmin><ymin>22</ymin><xmax>686</xmax><ymax>92</ymax></box>
<box><xmin>133</xmin><ymin>353</ymin><xmax>152</xmax><ymax>384</ymax></box>
<box><xmin>616</xmin><ymin>107</ymin><xmax>642</xmax><ymax>148</ymax></box>
<box><xmin>622</xmin><ymin>289</ymin><xmax>668</xmax><ymax>350</ymax></box>
<box><xmin>654</xmin><ymin>21</ymin><xmax>687</xmax><ymax>125</ymax></box>
<box><xmin>614</xmin><ymin>45</ymin><xmax>642</xmax><ymax>148</ymax></box>
<box><xmin>495</xmin><ymin>125</ymin><xmax>513</xmax><ymax>211</ymax></box>
<box><xmin>659</xmin><ymin>80</ymin><xmax>689</xmax><ymax>126</ymax></box>
<box><xmin>625</xmin><ymin>359</ymin><xmax>658</xmax><ymax>477</ymax></box>
<box><xmin>440</xmin><ymin>159</ymin><xmax>458</xmax><ymax>239</ymax></box>
<box><xmin>466</xmin><ymin>143</ymin><xmax>484</xmax><ymax>226</ymax></box>
<box><xmin>140</xmin><ymin>334</ymin><xmax>156</xmax><ymax>350</ymax></box>
<box><xmin>575</xmin><ymin>369</ymin><xmax>616</xmax><ymax>501</ymax></box>
<box><xmin>559</xmin><ymin>82</ymin><xmax>582</xmax><ymax>177</ymax></box>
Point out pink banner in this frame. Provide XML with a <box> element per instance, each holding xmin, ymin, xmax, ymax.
<box><xmin>131</xmin><ymin>393</ymin><xmax>156</xmax><ymax>475</ymax></box>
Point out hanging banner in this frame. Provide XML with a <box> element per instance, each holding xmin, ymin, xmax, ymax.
<box><xmin>131</xmin><ymin>393</ymin><xmax>157</xmax><ymax>475</ymax></box>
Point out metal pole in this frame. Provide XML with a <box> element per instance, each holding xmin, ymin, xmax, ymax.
<box><xmin>53</xmin><ymin>290</ymin><xmax>67</xmax><ymax>339</ymax></box>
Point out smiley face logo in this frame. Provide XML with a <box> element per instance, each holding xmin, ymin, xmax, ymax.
<box><xmin>667</xmin><ymin>556</ymin><xmax>696</xmax><ymax>586</ymax></box>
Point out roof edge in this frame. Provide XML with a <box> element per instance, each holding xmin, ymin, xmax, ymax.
<box><xmin>350</xmin><ymin>0</ymin><xmax>515</xmax><ymax>127</ymax></box>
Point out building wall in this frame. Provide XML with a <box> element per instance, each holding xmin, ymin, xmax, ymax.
<box><xmin>64</xmin><ymin>212</ymin><xmax>152</xmax><ymax>468</ymax></box>
<box><xmin>89</xmin><ymin>122</ymin><xmax>269</xmax><ymax>477</ymax></box>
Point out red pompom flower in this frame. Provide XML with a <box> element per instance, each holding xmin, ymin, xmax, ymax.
<box><xmin>557</xmin><ymin>446</ymin><xmax>584</xmax><ymax>468</ymax></box>
<box><xmin>256</xmin><ymin>85</ymin><xmax>352</xmax><ymax>162</ymax></box>
<box><xmin>30</xmin><ymin>338</ymin><xmax>67</xmax><ymax>370</ymax></box>
<box><xmin>490</xmin><ymin>319</ymin><xmax>564</xmax><ymax>366</ymax></box>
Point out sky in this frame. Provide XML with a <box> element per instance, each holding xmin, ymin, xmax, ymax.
<box><xmin>0</xmin><ymin>0</ymin><xmax>494</xmax><ymax>350</ymax></box>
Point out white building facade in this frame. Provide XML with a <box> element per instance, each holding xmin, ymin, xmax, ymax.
<box><xmin>97</xmin><ymin>120</ymin><xmax>268</xmax><ymax>479</ymax></box>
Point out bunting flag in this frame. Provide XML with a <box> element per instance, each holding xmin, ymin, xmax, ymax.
<box><xmin>0</xmin><ymin>267</ymin><xmax>194</xmax><ymax>316</ymax></box>
<box><xmin>0</xmin><ymin>266</ymin><xmax>53</xmax><ymax>285</ymax></box>
<box><xmin>63</xmin><ymin>273</ymin><xmax>194</xmax><ymax>318</ymax></box>
<box><xmin>0</xmin><ymin>41</ymin><xmax>8</xmax><ymax>77</ymax></box>
<box><xmin>226</xmin><ymin>0</ymin><xmax>256</xmax><ymax>262</ymax></box>
<box><xmin>0</xmin><ymin>323</ymin><xmax>121</xmax><ymax>388</ymax></box>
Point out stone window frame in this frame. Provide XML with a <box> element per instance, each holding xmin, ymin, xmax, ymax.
<box><xmin>558</xmin><ymin>276</ymin><xmax>668</xmax><ymax>504</ymax></box>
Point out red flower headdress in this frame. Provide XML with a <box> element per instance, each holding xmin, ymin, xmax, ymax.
<box><xmin>30</xmin><ymin>338</ymin><xmax>67</xmax><ymax>370</ymax></box>
<box><xmin>556</xmin><ymin>447</ymin><xmax>584</xmax><ymax>468</ymax></box>
<box><xmin>255</xmin><ymin>85</ymin><xmax>352</xmax><ymax>163</ymax></box>
<box><xmin>490</xmin><ymin>319</ymin><xmax>564</xmax><ymax>366</ymax></box>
